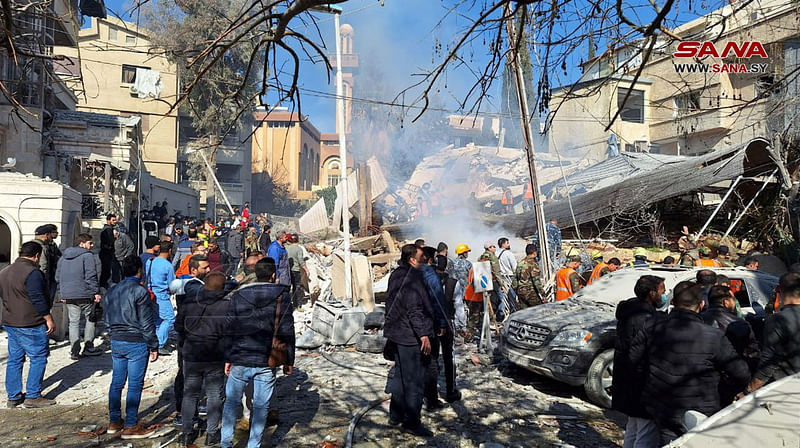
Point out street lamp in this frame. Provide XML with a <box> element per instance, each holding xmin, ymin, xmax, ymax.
<box><xmin>311</xmin><ymin>4</ymin><xmax>352</xmax><ymax>304</ymax></box>
<box><xmin>184</xmin><ymin>146</ymin><xmax>235</xmax><ymax>216</ymax></box>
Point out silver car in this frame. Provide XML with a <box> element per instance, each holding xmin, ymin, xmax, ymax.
<box><xmin>499</xmin><ymin>265</ymin><xmax>778</xmax><ymax>407</ymax></box>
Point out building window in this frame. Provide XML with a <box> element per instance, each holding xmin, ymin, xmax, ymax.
<box><xmin>108</xmin><ymin>27</ymin><xmax>117</xmax><ymax>40</ymax></box>
<box><xmin>675</xmin><ymin>90</ymin><xmax>702</xmax><ymax>113</ymax></box>
<box><xmin>126</xmin><ymin>35</ymin><xmax>136</xmax><ymax>44</ymax></box>
<box><xmin>328</xmin><ymin>174</ymin><xmax>340</xmax><ymax>187</ymax></box>
<box><xmin>121</xmin><ymin>64</ymin><xmax>149</xmax><ymax>84</ymax></box>
<box><xmin>756</xmin><ymin>75</ymin><xmax>778</xmax><ymax>98</ymax></box>
<box><xmin>618</xmin><ymin>88</ymin><xmax>644</xmax><ymax>123</ymax></box>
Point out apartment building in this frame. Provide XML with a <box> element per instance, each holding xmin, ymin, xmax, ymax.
<box><xmin>548</xmin><ymin>0</ymin><xmax>799</xmax><ymax>160</ymax></box>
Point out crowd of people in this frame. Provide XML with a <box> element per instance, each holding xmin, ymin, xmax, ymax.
<box><xmin>612</xmin><ymin>269</ymin><xmax>800</xmax><ymax>446</ymax></box>
<box><xmin>4</xmin><ymin>197</ymin><xmax>800</xmax><ymax>446</ymax></box>
<box><xmin>0</xmin><ymin>202</ymin><xmax>308</xmax><ymax>448</ymax></box>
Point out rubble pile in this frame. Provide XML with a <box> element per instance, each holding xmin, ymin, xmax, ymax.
<box><xmin>397</xmin><ymin>143</ymin><xmax>586</xmax><ymax>212</ymax></box>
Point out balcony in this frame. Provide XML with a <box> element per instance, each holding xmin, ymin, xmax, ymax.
<box><xmin>216</xmin><ymin>147</ymin><xmax>246</xmax><ymax>165</ymax></box>
<box><xmin>650</xmin><ymin>108</ymin><xmax>731</xmax><ymax>143</ymax></box>
<box><xmin>51</xmin><ymin>0</ymin><xmax>80</xmax><ymax>47</ymax></box>
<box><xmin>188</xmin><ymin>180</ymin><xmax>244</xmax><ymax>207</ymax></box>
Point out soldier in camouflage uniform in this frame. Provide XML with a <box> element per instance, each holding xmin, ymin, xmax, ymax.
<box><xmin>513</xmin><ymin>244</ymin><xmax>544</xmax><ymax>308</ymax></box>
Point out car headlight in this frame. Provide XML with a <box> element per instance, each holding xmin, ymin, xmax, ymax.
<box><xmin>551</xmin><ymin>329</ymin><xmax>593</xmax><ymax>346</ymax></box>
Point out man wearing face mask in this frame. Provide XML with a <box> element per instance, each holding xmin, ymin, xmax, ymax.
<box><xmin>642</xmin><ymin>281</ymin><xmax>750</xmax><ymax>445</ymax></box>
<box><xmin>384</xmin><ymin>244</ymin><xmax>435</xmax><ymax>438</ymax></box>
<box><xmin>611</xmin><ymin>275</ymin><xmax>665</xmax><ymax>448</ymax></box>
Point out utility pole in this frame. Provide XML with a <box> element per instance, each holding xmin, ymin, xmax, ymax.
<box><xmin>504</xmin><ymin>4</ymin><xmax>552</xmax><ymax>286</ymax></box>
<box><xmin>334</xmin><ymin>12</ymin><xmax>352</xmax><ymax>303</ymax></box>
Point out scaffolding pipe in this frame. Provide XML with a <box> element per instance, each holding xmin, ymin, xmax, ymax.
<box><xmin>694</xmin><ymin>175</ymin><xmax>742</xmax><ymax>243</ymax></box>
<box><xmin>722</xmin><ymin>169</ymin><xmax>778</xmax><ymax>240</ymax></box>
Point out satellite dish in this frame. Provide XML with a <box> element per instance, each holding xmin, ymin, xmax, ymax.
<box><xmin>1</xmin><ymin>157</ymin><xmax>16</xmax><ymax>169</ymax></box>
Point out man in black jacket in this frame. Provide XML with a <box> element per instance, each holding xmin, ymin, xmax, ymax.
<box><xmin>384</xmin><ymin>244</ymin><xmax>435</xmax><ymax>438</ymax></box>
<box><xmin>220</xmin><ymin>259</ymin><xmax>295</xmax><ymax>448</ymax></box>
<box><xmin>612</xmin><ymin>275</ymin><xmax>665</xmax><ymax>448</ymax></box>
<box><xmin>175</xmin><ymin>271</ymin><xmax>228</xmax><ymax>447</ymax></box>
<box><xmin>642</xmin><ymin>281</ymin><xmax>750</xmax><ymax>444</ymax></box>
<box><xmin>702</xmin><ymin>286</ymin><xmax>760</xmax><ymax>370</ymax></box>
<box><xmin>740</xmin><ymin>272</ymin><xmax>800</xmax><ymax>397</ymax></box>
<box><xmin>100</xmin><ymin>213</ymin><xmax>118</xmax><ymax>287</ymax></box>
<box><xmin>104</xmin><ymin>255</ymin><xmax>159</xmax><ymax>439</ymax></box>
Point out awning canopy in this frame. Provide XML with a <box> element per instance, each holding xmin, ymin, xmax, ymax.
<box><xmin>500</xmin><ymin>138</ymin><xmax>786</xmax><ymax>234</ymax></box>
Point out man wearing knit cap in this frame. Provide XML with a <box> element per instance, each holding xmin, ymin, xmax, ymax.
<box><xmin>31</xmin><ymin>224</ymin><xmax>61</xmax><ymax>300</ymax></box>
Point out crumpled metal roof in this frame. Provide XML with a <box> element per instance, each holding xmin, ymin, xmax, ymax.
<box><xmin>499</xmin><ymin>137</ymin><xmax>781</xmax><ymax>234</ymax></box>
<box><xmin>544</xmin><ymin>151</ymin><xmax>687</xmax><ymax>200</ymax></box>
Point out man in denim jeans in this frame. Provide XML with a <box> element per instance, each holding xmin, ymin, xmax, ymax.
<box><xmin>0</xmin><ymin>241</ymin><xmax>56</xmax><ymax>408</ymax></box>
<box><xmin>104</xmin><ymin>255</ymin><xmax>160</xmax><ymax>439</ymax></box>
<box><xmin>221</xmin><ymin>259</ymin><xmax>295</xmax><ymax>448</ymax></box>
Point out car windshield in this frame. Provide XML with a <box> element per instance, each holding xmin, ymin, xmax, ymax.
<box><xmin>571</xmin><ymin>268</ymin><xmax>683</xmax><ymax>305</ymax></box>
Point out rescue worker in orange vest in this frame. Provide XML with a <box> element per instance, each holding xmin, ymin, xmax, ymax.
<box><xmin>522</xmin><ymin>181</ymin><xmax>534</xmax><ymax>212</ymax></box>
<box><xmin>695</xmin><ymin>246</ymin><xmax>722</xmax><ymax>267</ymax></box>
<box><xmin>555</xmin><ymin>255</ymin><xmax>583</xmax><ymax>301</ymax></box>
<box><xmin>500</xmin><ymin>187</ymin><xmax>514</xmax><ymax>214</ymax></box>
<box><xmin>587</xmin><ymin>257</ymin><xmax>622</xmax><ymax>286</ymax></box>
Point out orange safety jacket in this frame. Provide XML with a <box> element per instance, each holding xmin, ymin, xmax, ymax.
<box><xmin>175</xmin><ymin>253</ymin><xmax>195</xmax><ymax>277</ymax></box>
<box><xmin>695</xmin><ymin>258</ymin><xmax>722</xmax><ymax>267</ymax></box>
<box><xmin>501</xmin><ymin>190</ymin><xmax>513</xmax><ymax>205</ymax></box>
<box><xmin>523</xmin><ymin>182</ymin><xmax>533</xmax><ymax>199</ymax></box>
<box><xmin>464</xmin><ymin>268</ymin><xmax>483</xmax><ymax>302</ymax></box>
<box><xmin>556</xmin><ymin>267</ymin><xmax>577</xmax><ymax>301</ymax></box>
<box><xmin>587</xmin><ymin>262</ymin><xmax>608</xmax><ymax>286</ymax></box>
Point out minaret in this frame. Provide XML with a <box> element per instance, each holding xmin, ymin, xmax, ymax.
<box><xmin>334</xmin><ymin>23</ymin><xmax>358</xmax><ymax>135</ymax></box>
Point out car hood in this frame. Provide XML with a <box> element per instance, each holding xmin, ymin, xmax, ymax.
<box><xmin>509</xmin><ymin>298</ymin><xmax>616</xmax><ymax>332</ymax></box>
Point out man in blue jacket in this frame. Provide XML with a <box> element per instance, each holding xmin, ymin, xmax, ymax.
<box><xmin>420</xmin><ymin>246</ymin><xmax>450</xmax><ymax>410</ymax></box>
<box><xmin>221</xmin><ymin>258</ymin><xmax>295</xmax><ymax>448</ymax></box>
<box><xmin>267</xmin><ymin>230</ymin><xmax>290</xmax><ymax>286</ymax></box>
<box><xmin>104</xmin><ymin>255</ymin><xmax>159</xmax><ymax>439</ymax></box>
<box><xmin>56</xmin><ymin>233</ymin><xmax>103</xmax><ymax>360</ymax></box>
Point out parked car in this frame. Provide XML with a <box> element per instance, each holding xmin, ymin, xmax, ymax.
<box><xmin>499</xmin><ymin>265</ymin><xmax>778</xmax><ymax>408</ymax></box>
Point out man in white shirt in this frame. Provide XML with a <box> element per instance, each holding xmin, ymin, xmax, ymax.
<box><xmin>497</xmin><ymin>237</ymin><xmax>518</xmax><ymax>311</ymax></box>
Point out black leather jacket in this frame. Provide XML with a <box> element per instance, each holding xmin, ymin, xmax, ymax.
<box><xmin>103</xmin><ymin>276</ymin><xmax>159</xmax><ymax>351</ymax></box>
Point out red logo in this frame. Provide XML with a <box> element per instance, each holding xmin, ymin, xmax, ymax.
<box><xmin>673</xmin><ymin>41</ymin><xmax>768</xmax><ymax>59</ymax></box>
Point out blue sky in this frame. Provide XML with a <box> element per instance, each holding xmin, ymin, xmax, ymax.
<box><xmin>100</xmin><ymin>0</ymin><xmax>717</xmax><ymax>133</ymax></box>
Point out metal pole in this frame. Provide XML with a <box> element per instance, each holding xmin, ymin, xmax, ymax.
<box><xmin>694</xmin><ymin>175</ymin><xmax>742</xmax><ymax>243</ymax></box>
<box><xmin>504</xmin><ymin>5</ymin><xmax>551</xmax><ymax>285</ymax></box>
<box><xmin>335</xmin><ymin>13</ymin><xmax>352</xmax><ymax>303</ymax></box>
<box><xmin>198</xmin><ymin>150</ymin><xmax>235</xmax><ymax>216</ymax></box>
<box><xmin>722</xmin><ymin>169</ymin><xmax>777</xmax><ymax>240</ymax></box>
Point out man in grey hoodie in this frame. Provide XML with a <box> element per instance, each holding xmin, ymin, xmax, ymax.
<box><xmin>56</xmin><ymin>233</ymin><xmax>103</xmax><ymax>360</ymax></box>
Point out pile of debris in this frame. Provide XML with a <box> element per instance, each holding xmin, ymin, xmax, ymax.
<box><xmin>397</xmin><ymin>143</ymin><xmax>585</xmax><ymax>213</ymax></box>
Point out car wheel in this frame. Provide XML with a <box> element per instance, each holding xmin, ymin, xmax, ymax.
<box><xmin>584</xmin><ymin>349</ymin><xmax>613</xmax><ymax>408</ymax></box>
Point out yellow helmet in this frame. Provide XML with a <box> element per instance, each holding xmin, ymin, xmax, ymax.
<box><xmin>456</xmin><ymin>244</ymin><xmax>471</xmax><ymax>255</ymax></box>
<box><xmin>591</xmin><ymin>249</ymin><xmax>604</xmax><ymax>260</ymax></box>
<box><xmin>633</xmin><ymin>247</ymin><xmax>648</xmax><ymax>258</ymax></box>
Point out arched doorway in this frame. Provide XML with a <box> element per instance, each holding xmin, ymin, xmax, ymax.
<box><xmin>0</xmin><ymin>212</ymin><xmax>21</xmax><ymax>271</ymax></box>
<box><xmin>0</xmin><ymin>218</ymin><xmax>10</xmax><ymax>269</ymax></box>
